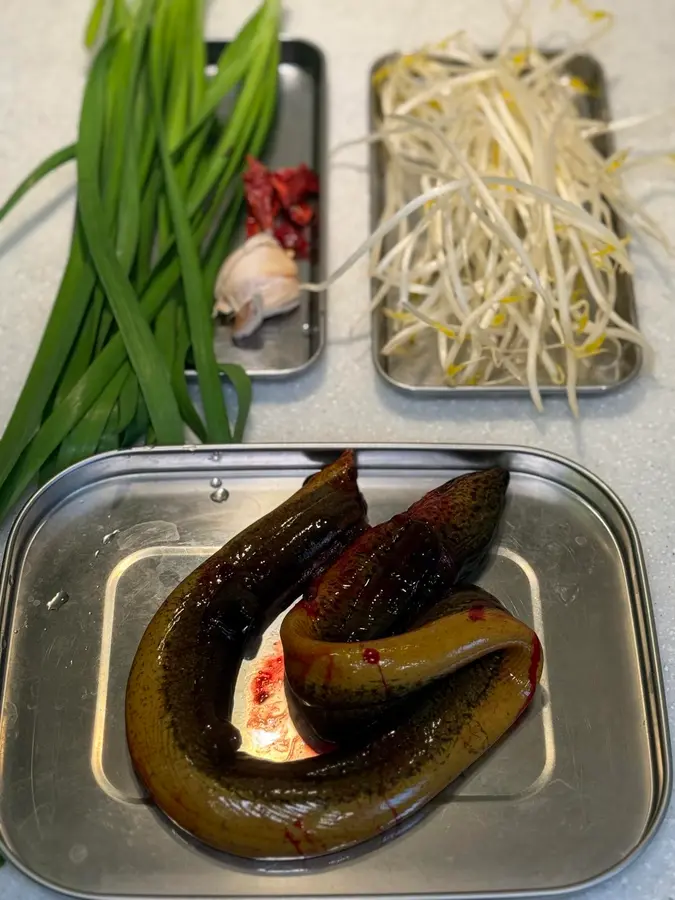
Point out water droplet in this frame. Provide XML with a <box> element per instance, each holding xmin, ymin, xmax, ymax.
<box><xmin>47</xmin><ymin>590</ymin><xmax>70</xmax><ymax>612</ymax></box>
<box><xmin>8</xmin><ymin>572</ymin><xmax>14</xmax><ymax>587</ymax></box>
<box><xmin>210</xmin><ymin>477</ymin><xmax>222</xmax><ymax>489</ymax></box>
<box><xmin>94</xmin><ymin>549</ymin><xmax>100</xmax><ymax>558</ymax></box>
<box><xmin>574</xmin><ymin>536</ymin><xmax>587</xmax><ymax>546</ymax></box>
<box><xmin>208</xmin><ymin>451</ymin><xmax>221</xmax><ymax>462</ymax></box>
<box><xmin>69</xmin><ymin>844</ymin><xmax>88</xmax><ymax>865</ymax></box>
<box><xmin>102</xmin><ymin>529</ymin><xmax>120</xmax><ymax>545</ymax></box>
<box><xmin>210</xmin><ymin>486</ymin><xmax>230</xmax><ymax>503</ymax></box>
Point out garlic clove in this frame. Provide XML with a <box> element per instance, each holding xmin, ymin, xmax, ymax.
<box><xmin>232</xmin><ymin>295</ymin><xmax>265</xmax><ymax>341</ymax></box>
<box><xmin>214</xmin><ymin>234</ymin><xmax>300</xmax><ymax>328</ymax></box>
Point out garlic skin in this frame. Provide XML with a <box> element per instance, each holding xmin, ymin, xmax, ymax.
<box><xmin>214</xmin><ymin>233</ymin><xmax>301</xmax><ymax>339</ymax></box>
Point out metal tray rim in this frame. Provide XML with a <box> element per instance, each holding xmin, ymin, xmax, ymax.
<box><xmin>0</xmin><ymin>442</ymin><xmax>670</xmax><ymax>900</ymax></box>
<box><xmin>371</xmin><ymin>346</ymin><xmax>642</xmax><ymax>397</ymax></box>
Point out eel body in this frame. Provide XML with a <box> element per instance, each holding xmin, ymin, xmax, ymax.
<box><xmin>126</xmin><ymin>457</ymin><xmax>542</xmax><ymax>860</ymax></box>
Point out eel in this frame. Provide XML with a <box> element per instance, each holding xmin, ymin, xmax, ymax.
<box><xmin>126</xmin><ymin>458</ymin><xmax>543</xmax><ymax>860</ymax></box>
<box><xmin>281</xmin><ymin>467</ymin><xmax>512</xmax><ymax>741</ymax></box>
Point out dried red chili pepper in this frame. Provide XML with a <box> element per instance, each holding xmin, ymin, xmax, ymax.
<box><xmin>243</xmin><ymin>157</ymin><xmax>318</xmax><ymax>261</ymax></box>
<box><xmin>274</xmin><ymin>220</ymin><xmax>309</xmax><ymax>258</ymax></box>
<box><xmin>270</xmin><ymin>164</ymin><xmax>319</xmax><ymax>210</ymax></box>
<box><xmin>246</xmin><ymin>215</ymin><xmax>263</xmax><ymax>239</ymax></box>
<box><xmin>243</xmin><ymin>157</ymin><xmax>278</xmax><ymax>231</ymax></box>
<box><xmin>288</xmin><ymin>202</ymin><xmax>314</xmax><ymax>227</ymax></box>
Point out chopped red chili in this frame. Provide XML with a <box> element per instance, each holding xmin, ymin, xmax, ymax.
<box><xmin>288</xmin><ymin>202</ymin><xmax>314</xmax><ymax>227</ymax></box>
<box><xmin>242</xmin><ymin>157</ymin><xmax>278</xmax><ymax>231</ymax></box>
<box><xmin>270</xmin><ymin>164</ymin><xmax>319</xmax><ymax>210</ymax></box>
<box><xmin>243</xmin><ymin>156</ymin><xmax>318</xmax><ymax>260</ymax></box>
<box><xmin>274</xmin><ymin>220</ymin><xmax>309</xmax><ymax>258</ymax></box>
<box><xmin>246</xmin><ymin>215</ymin><xmax>263</xmax><ymax>238</ymax></box>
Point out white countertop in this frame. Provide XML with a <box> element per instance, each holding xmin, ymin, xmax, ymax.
<box><xmin>1</xmin><ymin>0</ymin><xmax>675</xmax><ymax>897</ymax></box>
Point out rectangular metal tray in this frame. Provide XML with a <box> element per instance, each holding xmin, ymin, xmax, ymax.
<box><xmin>370</xmin><ymin>54</ymin><xmax>642</xmax><ymax>396</ymax></box>
<box><xmin>189</xmin><ymin>41</ymin><xmax>326</xmax><ymax>381</ymax></box>
<box><xmin>0</xmin><ymin>445</ymin><xmax>669</xmax><ymax>898</ymax></box>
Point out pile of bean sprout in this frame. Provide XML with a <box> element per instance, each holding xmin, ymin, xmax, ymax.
<box><xmin>307</xmin><ymin>3</ymin><xmax>672</xmax><ymax>412</ymax></box>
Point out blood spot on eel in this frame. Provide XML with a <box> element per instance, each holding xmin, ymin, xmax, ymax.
<box><xmin>284</xmin><ymin>829</ymin><xmax>303</xmax><ymax>855</ymax></box>
<box><xmin>527</xmin><ymin>634</ymin><xmax>542</xmax><ymax>699</ymax></box>
<box><xmin>467</xmin><ymin>605</ymin><xmax>487</xmax><ymax>622</ymax></box>
<box><xmin>516</xmin><ymin>632</ymin><xmax>543</xmax><ymax>720</ymax></box>
<box><xmin>362</xmin><ymin>647</ymin><xmax>390</xmax><ymax>696</ymax></box>
<box><xmin>296</xmin><ymin>596</ymin><xmax>319</xmax><ymax>618</ymax></box>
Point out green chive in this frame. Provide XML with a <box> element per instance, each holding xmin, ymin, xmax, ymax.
<box><xmin>77</xmin><ymin>39</ymin><xmax>183</xmax><ymax>444</ymax></box>
<box><xmin>0</xmin><ymin>0</ymin><xmax>281</xmax><ymax>520</ymax></box>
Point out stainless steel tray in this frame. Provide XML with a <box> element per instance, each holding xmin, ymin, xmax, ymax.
<box><xmin>0</xmin><ymin>445</ymin><xmax>669</xmax><ymax>899</ymax></box>
<box><xmin>370</xmin><ymin>55</ymin><xmax>641</xmax><ymax>396</ymax></box>
<box><xmin>189</xmin><ymin>41</ymin><xmax>326</xmax><ymax>381</ymax></box>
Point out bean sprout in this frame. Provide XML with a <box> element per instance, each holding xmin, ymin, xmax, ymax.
<box><xmin>304</xmin><ymin>2</ymin><xmax>673</xmax><ymax>412</ymax></box>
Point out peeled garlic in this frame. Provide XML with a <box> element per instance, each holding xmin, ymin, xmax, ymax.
<box><xmin>214</xmin><ymin>233</ymin><xmax>301</xmax><ymax>339</ymax></box>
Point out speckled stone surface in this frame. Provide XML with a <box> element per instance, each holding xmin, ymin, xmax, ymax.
<box><xmin>1</xmin><ymin>0</ymin><xmax>675</xmax><ymax>897</ymax></box>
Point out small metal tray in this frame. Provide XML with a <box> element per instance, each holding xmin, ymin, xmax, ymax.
<box><xmin>189</xmin><ymin>41</ymin><xmax>326</xmax><ymax>381</ymax></box>
<box><xmin>0</xmin><ymin>445</ymin><xmax>669</xmax><ymax>898</ymax></box>
<box><xmin>370</xmin><ymin>54</ymin><xmax>641</xmax><ymax>396</ymax></box>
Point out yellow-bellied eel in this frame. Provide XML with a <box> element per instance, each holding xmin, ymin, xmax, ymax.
<box><xmin>126</xmin><ymin>452</ymin><xmax>542</xmax><ymax>860</ymax></box>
